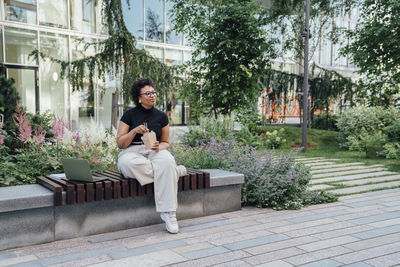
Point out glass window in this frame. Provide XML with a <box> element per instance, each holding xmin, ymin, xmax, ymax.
<box><xmin>38</xmin><ymin>0</ymin><xmax>68</xmax><ymax>29</ymax></box>
<box><xmin>183</xmin><ymin>51</ymin><xmax>191</xmax><ymax>63</ymax></box>
<box><xmin>123</xmin><ymin>0</ymin><xmax>144</xmax><ymax>39</ymax></box>
<box><xmin>4</xmin><ymin>0</ymin><xmax>37</xmax><ymax>24</ymax></box>
<box><xmin>39</xmin><ymin>32</ymin><xmax>69</xmax><ymax>118</ymax></box>
<box><xmin>170</xmin><ymin>98</ymin><xmax>182</xmax><ymax>125</ymax></box>
<box><xmin>165</xmin><ymin>48</ymin><xmax>182</xmax><ymax>66</ymax></box>
<box><xmin>145</xmin><ymin>45</ymin><xmax>163</xmax><ymax>61</ymax></box>
<box><xmin>4</xmin><ymin>26</ymin><xmax>38</xmax><ymax>65</ymax></box>
<box><xmin>145</xmin><ymin>0</ymin><xmax>164</xmax><ymax>42</ymax></box>
<box><xmin>166</xmin><ymin>1</ymin><xmax>182</xmax><ymax>45</ymax></box>
<box><xmin>70</xmin><ymin>37</ymin><xmax>96</xmax><ymax>126</ymax></box>
<box><xmin>70</xmin><ymin>0</ymin><xmax>96</xmax><ymax>34</ymax></box>
<box><xmin>0</xmin><ymin>28</ymin><xmax>3</xmax><ymax>63</ymax></box>
<box><xmin>7</xmin><ymin>68</ymin><xmax>37</xmax><ymax>113</ymax></box>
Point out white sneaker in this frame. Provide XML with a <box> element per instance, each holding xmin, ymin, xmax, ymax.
<box><xmin>160</xmin><ymin>212</ymin><xmax>179</xmax><ymax>234</ymax></box>
<box><xmin>176</xmin><ymin>165</ymin><xmax>187</xmax><ymax>177</ymax></box>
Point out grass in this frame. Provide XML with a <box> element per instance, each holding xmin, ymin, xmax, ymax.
<box><xmin>259</xmin><ymin>125</ymin><xmax>400</xmax><ymax>173</ymax></box>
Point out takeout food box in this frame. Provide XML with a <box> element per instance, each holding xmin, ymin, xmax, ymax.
<box><xmin>142</xmin><ymin>131</ymin><xmax>157</xmax><ymax>150</ymax></box>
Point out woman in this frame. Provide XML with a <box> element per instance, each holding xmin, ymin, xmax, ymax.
<box><xmin>116</xmin><ymin>77</ymin><xmax>186</xmax><ymax>234</ymax></box>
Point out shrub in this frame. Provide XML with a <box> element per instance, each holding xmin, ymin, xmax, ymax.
<box><xmin>337</xmin><ymin>106</ymin><xmax>400</xmax><ymax>149</ymax></box>
<box><xmin>182</xmin><ymin>117</ymin><xmax>235</xmax><ymax>147</ymax></box>
<box><xmin>235</xmin><ymin>110</ymin><xmax>265</xmax><ymax>134</ymax></box>
<box><xmin>262</xmin><ymin>128</ymin><xmax>286</xmax><ymax>149</ymax></box>
<box><xmin>347</xmin><ymin>130</ymin><xmax>386</xmax><ymax>158</ymax></box>
<box><xmin>337</xmin><ymin>106</ymin><xmax>400</xmax><ymax>158</ymax></box>
<box><xmin>385</xmin><ymin>121</ymin><xmax>400</xmax><ymax>142</ymax></box>
<box><xmin>311</xmin><ymin>115</ymin><xmax>338</xmax><ymax>131</ymax></box>
<box><xmin>382</xmin><ymin>142</ymin><xmax>400</xmax><ymax>159</ymax></box>
<box><xmin>301</xmin><ymin>190</ymin><xmax>338</xmax><ymax>205</ymax></box>
<box><xmin>171</xmin><ymin>139</ymin><xmax>313</xmax><ymax>210</ymax></box>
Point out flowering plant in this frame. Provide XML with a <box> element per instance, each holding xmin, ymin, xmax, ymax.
<box><xmin>0</xmin><ymin>108</ymin><xmax>119</xmax><ymax>186</ymax></box>
<box><xmin>171</xmin><ymin>138</ymin><xmax>311</xmax><ymax>210</ymax></box>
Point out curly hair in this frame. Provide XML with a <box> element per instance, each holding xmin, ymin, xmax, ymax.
<box><xmin>130</xmin><ymin>77</ymin><xmax>156</xmax><ymax>106</ymax></box>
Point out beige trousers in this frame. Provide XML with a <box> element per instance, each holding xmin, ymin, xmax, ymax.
<box><xmin>117</xmin><ymin>145</ymin><xmax>178</xmax><ymax>212</ymax></box>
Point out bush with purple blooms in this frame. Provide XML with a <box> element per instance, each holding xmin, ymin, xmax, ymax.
<box><xmin>171</xmin><ymin>139</ymin><xmax>313</xmax><ymax>210</ymax></box>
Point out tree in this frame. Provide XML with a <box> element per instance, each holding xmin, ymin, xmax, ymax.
<box><xmin>170</xmin><ymin>0</ymin><xmax>277</xmax><ymax>118</ymax></box>
<box><xmin>342</xmin><ymin>0</ymin><xmax>400</xmax><ymax>106</ymax></box>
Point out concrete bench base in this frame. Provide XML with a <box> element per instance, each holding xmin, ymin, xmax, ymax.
<box><xmin>0</xmin><ymin>169</ymin><xmax>243</xmax><ymax>251</ymax></box>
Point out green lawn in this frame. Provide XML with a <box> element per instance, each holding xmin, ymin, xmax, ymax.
<box><xmin>261</xmin><ymin>126</ymin><xmax>400</xmax><ymax>173</ymax></box>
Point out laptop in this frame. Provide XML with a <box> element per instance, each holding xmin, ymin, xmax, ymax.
<box><xmin>61</xmin><ymin>158</ymin><xmax>106</xmax><ymax>182</ymax></box>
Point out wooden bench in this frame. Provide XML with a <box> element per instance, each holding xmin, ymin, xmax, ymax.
<box><xmin>36</xmin><ymin>169</ymin><xmax>210</xmax><ymax>206</ymax></box>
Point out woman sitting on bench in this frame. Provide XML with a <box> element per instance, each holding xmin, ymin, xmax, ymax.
<box><xmin>116</xmin><ymin>77</ymin><xmax>187</xmax><ymax>234</ymax></box>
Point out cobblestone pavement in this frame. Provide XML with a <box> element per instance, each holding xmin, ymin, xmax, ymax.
<box><xmin>1</xmin><ymin>186</ymin><xmax>400</xmax><ymax>267</ymax></box>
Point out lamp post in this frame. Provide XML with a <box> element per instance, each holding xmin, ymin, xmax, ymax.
<box><xmin>301</xmin><ymin>0</ymin><xmax>311</xmax><ymax>152</ymax></box>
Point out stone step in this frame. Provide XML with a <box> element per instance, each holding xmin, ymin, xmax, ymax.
<box><xmin>308</xmin><ymin>184</ymin><xmax>336</xmax><ymax>191</ymax></box>
<box><xmin>327</xmin><ymin>181</ymin><xmax>400</xmax><ymax>195</ymax></box>
<box><xmin>339</xmin><ymin>175</ymin><xmax>400</xmax><ymax>186</ymax></box>
<box><xmin>311</xmin><ymin>165</ymin><xmax>384</xmax><ymax>174</ymax></box>
<box><xmin>312</xmin><ymin>168</ymin><xmax>387</xmax><ymax>179</ymax></box>
<box><xmin>309</xmin><ymin>162</ymin><xmax>365</xmax><ymax>169</ymax></box>
<box><xmin>305</xmin><ymin>162</ymin><xmax>337</xmax><ymax>167</ymax></box>
<box><xmin>295</xmin><ymin>157</ymin><xmax>325</xmax><ymax>161</ymax></box>
<box><xmin>310</xmin><ymin>171</ymin><xmax>397</xmax><ymax>184</ymax></box>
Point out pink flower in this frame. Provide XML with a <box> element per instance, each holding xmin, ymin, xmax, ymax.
<box><xmin>12</xmin><ymin>103</ymin><xmax>32</xmax><ymax>144</ymax></box>
<box><xmin>33</xmin><ymin>124</ymin><xmax>47</xmax><ymax>146</ymax></box>
<box><xmin>52</xmin><ymin>116</ymin><xmax>65</xmax><ymax>143</ymax></box>
<box><xmin>0</xmin><ymin>133</ymin><xmax>4</xmax><ymax>145</ymax></box>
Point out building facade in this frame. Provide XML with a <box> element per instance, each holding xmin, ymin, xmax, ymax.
<box><xmin>0</xmin><ymin>0</ymin><xmax>359</xmax><ymax>128</ymax></box>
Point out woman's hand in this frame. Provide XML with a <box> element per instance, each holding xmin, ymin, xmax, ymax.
<box><xmin>151</xmin><ymin>141</ymin><xmax>160</xmax><ymax>152</ymax></box>
<box><xmin>133</xmin><ymin>124</ymin><xmax>149</xmax><ymax>135</ymax></box>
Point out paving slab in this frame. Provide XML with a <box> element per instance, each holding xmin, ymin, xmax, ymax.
<box><xmin>333</xmin><ymin>241</ymin><xmax>400</xmax><ymax>264</ymax></box>
<box><xmin>92</xmin><ymin>249</ymin><xmax>187</xmax><ymax>267</ymax></box>
<box><xmin>304</xmin><ymin>161</ymin><xmax>337</xmax><ymax>167</ymax></box>
<box><xmin>365</xmin><ymin>251</ymin><xmax>400</xmax><ymax>267</ymax></box>
<box><xmin>243</xmin><ymin>247</ymin><xmax>305</xmax><ymax>265</ymax></box>
<box><xmin>343</xmin><ymin>232</ymin><xmax>400</xmax><ymax>251</ymax></box>
<box><xmin>284</xmin><ymin>246</ymin><xmax>353</xmax><ymax>266</ymax></box>
<box><xmin>253</xmin><ymin>259</ymin><xmax>293</xmax><ymax>267</ymax></box>
<box><xmin>308</xmin><ymin>184</ymin><xmax>335</xmax><ymax>191</ymax></box>
<box><xmin>173</xmin><ymin>251</ymin><xmax>251</xmax><ymax>267</ymax></box>
<box><xmin>310</xmin><ymin>171</ymin><xmax>397</xmax><ymax>184</ymax></box>
<box><xmin>327</xmin><ymin>180</ymin><xmax>400</xmax><ymax>195</ymax></box>
<box><xmin>312</xmin><ymin>167</ymin><xmax>387</xmax><ymax>179</ymax></box>
<box><xmin>295</xmin><ymin>157</ymin><xmax>325</xmax><ymax>161</ymax></box>
<box><xmin>311</xmin><ymin>165</ymin><xmax>384</xmax><ymax>174</ymax></box>
<box><xmin>339</xmin><ymin>174</ymin><xmax>400</xmax><ymax>186</ymax></box>
<box><xmin>308</xmin><ymin>162</ymin><xmax>364</xmax><ymax>169</ymax></box>
<box><xmin>298</xmin><ymin>259</ymin><xmax>343</xmax><ymax>267</ymax></box>
<box><xmin>297</xmin><ymin>236</ymin><xmax>360</xmax><ymax>252</ymax></box>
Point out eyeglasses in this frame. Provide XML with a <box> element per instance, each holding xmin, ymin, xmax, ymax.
<box><xmin>140</xmin><ymin>91</ymin><xmax>157</xmax><ymax>97</ymax></box>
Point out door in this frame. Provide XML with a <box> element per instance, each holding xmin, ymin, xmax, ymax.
<box><xmin>6</xmin><ymin>66</ymin><xmax>39</xmax><ymax>114</ymax></box>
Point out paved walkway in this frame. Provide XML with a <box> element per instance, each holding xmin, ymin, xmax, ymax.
<box><xmin>1</xmin><ymin>187</ymin><xmax>400</xmax><ymax>266</ymax></box>
<box><xmin>2</xmin><ymin>157</ymin><xmax>400</xmax><ymax>266</ymax></box>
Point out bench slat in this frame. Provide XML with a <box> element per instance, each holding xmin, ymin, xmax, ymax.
<box><xmin>36</xmin><ymin>176</ymin><xmax>63</xmax><ymax>206</ymax></box>
<box><xmin>54</xmin><ymin>179</ymin><xmax>75</xmax><ymax>205</ymax></box>
<box><xmin>38</xmin><ymin>169</ymin><xmax>210</xmax><ymax>206</ymax></box>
